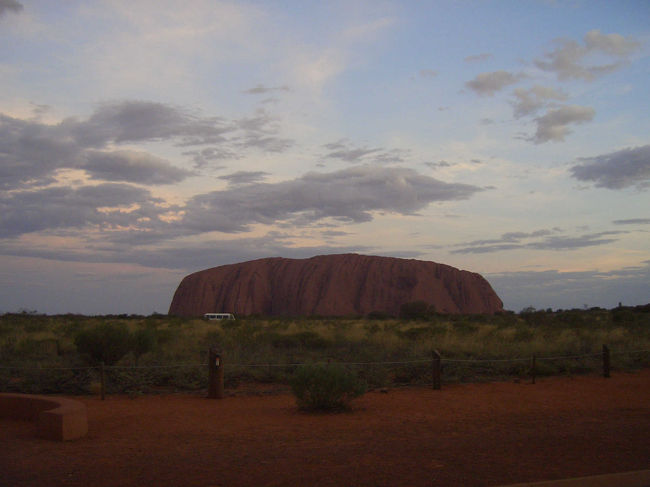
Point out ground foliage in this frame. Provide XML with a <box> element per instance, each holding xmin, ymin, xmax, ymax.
<box><xmin>290</xmin><ymin>363</ymin><xmax>366</xmax><ymax>411</ymax></box>
<box><xmin>0</xmin><ymin>305</ymin><xmax>649</xmax><ymax>395</ymax></box>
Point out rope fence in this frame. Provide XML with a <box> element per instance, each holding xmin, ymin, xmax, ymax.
<box><xmin>1</xmin><ymin>347</ymin><xmax>648</xmax><ymax>398</ymax></box>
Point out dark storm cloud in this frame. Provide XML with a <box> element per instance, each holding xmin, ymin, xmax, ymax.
<box><xmin>534</xmin><ymin>30</ymin><xmax>640</xmax><ymax>81</ymax></box>
<box><xmin>0</xmin><ymin>183</ymin><xmax>163</xmax><ymax>238</ymax></box>
<box><xmin>451</xmin><ymin>229</ymin><xmax>621</xmax><ymax>254</ymax></box>
<box><xmin>0</xmin><ymin>0</ymin><xmax>22</xmax><ymax>17</ymax></box>
<box><xmin>182</xmin><ymin>165</ymin><xmax>482</xmax><ymax>233</ymax></box>
<box><xmin>218</xmin><ymin>171</ymin><xmax>270</xmax><ymax>186</ymax></box>
<box><xmin>530</xmin><ymin>105</ymin><xmax>595</xmax><ymax>144</ymax></box>
<box><xmin>570</xmin><ymin>145</ymin><xmax>650</xmax><ymax>190</ymax></box>
<box><xmin>82</xmin><ymin>150</ymin><xmax>193</xmax><ymax>185</ymax></box>
<box><xmin>465</xmin><ymin>70</ymin><xmax>521</xmax><ymax>96</ymax></box>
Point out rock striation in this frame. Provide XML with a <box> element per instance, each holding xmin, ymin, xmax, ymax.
<box><xmin>169</xmin><ymin>254</ymin><xmax>503</xmax><ymax>317</ymax></box>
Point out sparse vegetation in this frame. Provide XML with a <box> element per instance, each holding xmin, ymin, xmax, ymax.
<box><xmin>0</xmin><ymin>305</ymin><xmax>649</xmax><ymax>395</ymax></box>
<box><xmin>75</xmin><ymin>322</ymin><xmax>132</xmax><ymax>365</ymax></box>
<box><xmin>290</xmin><ymin>363</ymin><xmax>366</xmax><ymax>411</ymax></box>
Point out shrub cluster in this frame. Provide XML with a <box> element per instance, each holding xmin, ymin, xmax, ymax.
<box><xmin>74</xmin><ymin>323</ymin><xmax>155</xmax><ymax>365</ymax></box>
<box><xmin>290</xmin><ymin>364</ymin><xmax>366</xmax><ymax>412</ymax></box>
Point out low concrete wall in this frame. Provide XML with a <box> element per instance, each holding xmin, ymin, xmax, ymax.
<box><xmin>0</xmin><ymin>393</ymin><xmax>88</xmax><ymax>441</ymax></box>
<box><xmin>498</xmin><ymin>469</ymin><xmax>650</xmax><ymax>487</ymax></box>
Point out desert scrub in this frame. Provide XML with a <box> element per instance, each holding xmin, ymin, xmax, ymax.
<box><xmin>74</xmin><ymin>322</ymin><xmax>132</xmax><ymax>365</ymax></box>
<box><xmin>290</xmin><ymin>364</ymin><xmax>366</xmax><ymax>412</ymax></box>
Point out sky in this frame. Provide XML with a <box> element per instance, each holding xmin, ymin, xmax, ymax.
<box><xmin>1</xmin><ymin>0</ymin><xmax>649</xmax><ymax>315</ymax></box>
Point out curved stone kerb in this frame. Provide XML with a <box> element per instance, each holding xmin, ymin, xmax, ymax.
<box><xmin>0</xmin><ymin>393</ymin><xmax>88</xmax><ymax>441</ymax></box>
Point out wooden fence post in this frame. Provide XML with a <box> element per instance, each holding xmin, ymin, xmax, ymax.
<box><xmin>100</xmin><ymin>361</ymin><xmax>106</xmax><ymax>400</ymax></box>
<box><xmin>432</xmin><ymin>350</ymin><xmax>441</xmax><ymax>390</ymax></box>
<box><xmin>602</xmin><ymin>344</ymin><xmax>610</xmax><ymax>378</ymax></box>
<box><xmin>530</xmin><ymin>355</ymin><xmax>536</xmax><ymax>384</ymax></box>
<box><xmin>208</xmin><ymin>347</ymin><xmax>224</xmax><ymax>399</ymax></box>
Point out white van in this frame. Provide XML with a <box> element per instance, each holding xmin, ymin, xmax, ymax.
<box><xmin>203</xmin><ymin>313</ymin><xmax>236</xmax><ymax>321</ymax></box>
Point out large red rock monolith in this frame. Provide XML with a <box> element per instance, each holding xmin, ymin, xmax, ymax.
<box><xmin>168</xmin><ymin>254</ymin><xmax>503</xmax><ymax>317</ymax></box>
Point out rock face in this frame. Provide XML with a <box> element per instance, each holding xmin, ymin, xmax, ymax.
<box><xmin>168</xmin><ymin>254</ymin><xmax>503</xmax><ymax>317</ymax></box>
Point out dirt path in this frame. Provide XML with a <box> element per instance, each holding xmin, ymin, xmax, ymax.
<box><xmin>2</xmin><ymin>371</ymin><xmax>649</xmax><ymax>487</ymax></box>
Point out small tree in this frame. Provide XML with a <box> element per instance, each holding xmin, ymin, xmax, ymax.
<box><xmin>75</xmin><ymin>323</ymin><xmax>132</xmax><ymax>365</ymax></box>
<box><xmin>399</xmin><ymin>300</ymin><xmax>434</xmax><ymax>320</ymax></box>
<box><xmin>132</xmin><ymin>328</ymin><xmax>156</xmax><ymax>365</ymax></box>
<box><xmin>290</xmin><ymin>364</ymin><xmax>366</xmax><ymax>412</ymax></box>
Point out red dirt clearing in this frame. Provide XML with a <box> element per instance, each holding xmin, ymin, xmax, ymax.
<box><xmin>2</xmin><ymin>371</ymin><xmax>649</xmax><ymax>487</ymax></box>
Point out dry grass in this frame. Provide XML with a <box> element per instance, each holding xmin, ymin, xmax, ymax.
<box><xmin>1</xmin><ymin>307</ymin><xmax>649</xmax><ymax>393</ymax></box>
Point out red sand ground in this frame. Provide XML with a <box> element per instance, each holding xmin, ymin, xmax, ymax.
<box><xmin>1</xmin><ymin>371</ymin><xmax>649</xmax><ymax>487</ymax></box>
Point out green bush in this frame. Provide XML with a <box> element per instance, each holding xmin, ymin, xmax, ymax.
<box><xmin>290</xmin><ymin>364</ymin><xmax>366</xmax><ymax>412</ymax></box>
<box><xmin>132</xmin><ymin>328</ymin><xmax>156</xmax><ymax>364</ymax></box>
<box><xmin>399</xmin><ymin>301</ymin><xmax>434</xmax><ymax>320</ymax></box>
<box><xmin>74</xmin><ymin>322</ymin><xmax>132</xmax><ymax>365</ymax></box>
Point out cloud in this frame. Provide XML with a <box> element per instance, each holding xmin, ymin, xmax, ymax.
<box><xmin>181</xmin><ymin>165</ymin><xmax>482</xmax><ymax>233</ymax></box>
<box><xmin>82</xmin><ymin>150</ymin><xmax>193</xmax><ymax>185</ymax></box>
<box><xmin>425</xmin><ymin>161</ymin><xmax>453</xmax><ymax>169</ymax></box>
<box><xmin>419</xmin><ymin>69</ymin><xmax>438</xmax><ymax>78</ymax></box>
<box><xmin>233</xmin><ymin>109</ymin><xmax>293</xmax><ymax>152</ymax></box>
<box><xmin>612</xmin><ymin>218</ymin><xmax>650</xmax><ymax>225</ymax></box>
<box><xmin>181</xmin><ymin>147</ymin><xmax>233</xmax><ymax>169</ymax></box>
<box><xmin>70</xmin><ymin>100</ymin><xmax>233</xmax><ymax>147</ymax></box>
<box><xmin>322</xmin><ymin>139</ymin><xmax>406</xmax><ymax>164</ymax></box>
<box><xmin>511</xmin><ymin>85</ymin><xmax>568</xmax><ymax>118</ymax></box>
<box><xmin>526</xmin><ymin>231</ymin><xmax>622</xmax><ymax>250</ymax></box>
<box><xmin>451</xmin><ymin>229</ymin><xmax>621</xmax><ymax>254</ymax></box>
<box><xmin>323</xmin><ymin>140</ymin><xmax>382</xmax><ymax>162</ymax></box>
<box><xmin>487</xmin><ymin>263</ymin><xmax>650</xmax><ymax>311</ymax></box>
<box><xmin>0</xmin><ymin>101</ymin><xmax>294</xmax><ymax>189</ymax></box>
<box><xmin>534</xmin><ymin>29</ymin><xmax>640</xmax><ymax>81</ymax></box>
<box><xmin>584</xmin><ymin>29</ymin><xmax>640</xmax><ymax>56</ymax></box>
<box><xmin>0</xmin><ymin>183</ymin><xmax>163</xmax><ymax>238</ymax></box>
<box><xmin>464</xmin><ymin>53</ymin><xmax>492</xmax><ymax>63</ymax></box>
<box><xmin>465</xmin><ymin>70</ymin><xmax>521</xmax><ymax>96</ymax></box>
<box><xmin>0</xmin><ymin>233</ymin><xmax>373</xmax><ymax>276</ymax></box>
<box><xmin>0</xmin><ymin>114</ymin><xmax>81</xmax><ymax>189</ymax></box>
<box><xmin>570</xmin><ymin>145</ymin><xmax>650</xmax><ymax>190</ymax></box>
<box><xmin>0</xmin><ymin>102</ymin><xmax>222</xmax><ymax>189</ymax></box>
<box><xmin>530</xmin><ymin>105</ymin><xmax>595</xmax><ymax>143</ymax></box>
<box><xmin>242</xmin><ymin>84</ymin><xmax>290</xmax><ymax>95</ymax></box>
<box><xmin>0</xmin><ymin>0</ymin><xmax>22</xmax><ymax>18</ymax></box>
<box><xmin>0</xmin><ymin>164</ymin><xmax>481</xmax><ymax>243</ymax></box>
<box><xmin>218</xmin><ymin>171</ymin><xmax>270</xmax><ymax>186</ymax></box>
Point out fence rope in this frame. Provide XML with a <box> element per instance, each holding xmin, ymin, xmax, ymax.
<box><xmin>1</xmin><ymin>349</ymin><xmax>648</xmax><ymax>372</ymax></box>
<box><xmin>106</xmin><ymin>363</ymin><xmax>204</xmax><ymax>369</ymax></box>
<box><xmin>0</xmin><ymin>365</ymin><xmax>95</xmax><ymax>371</ymax></box>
